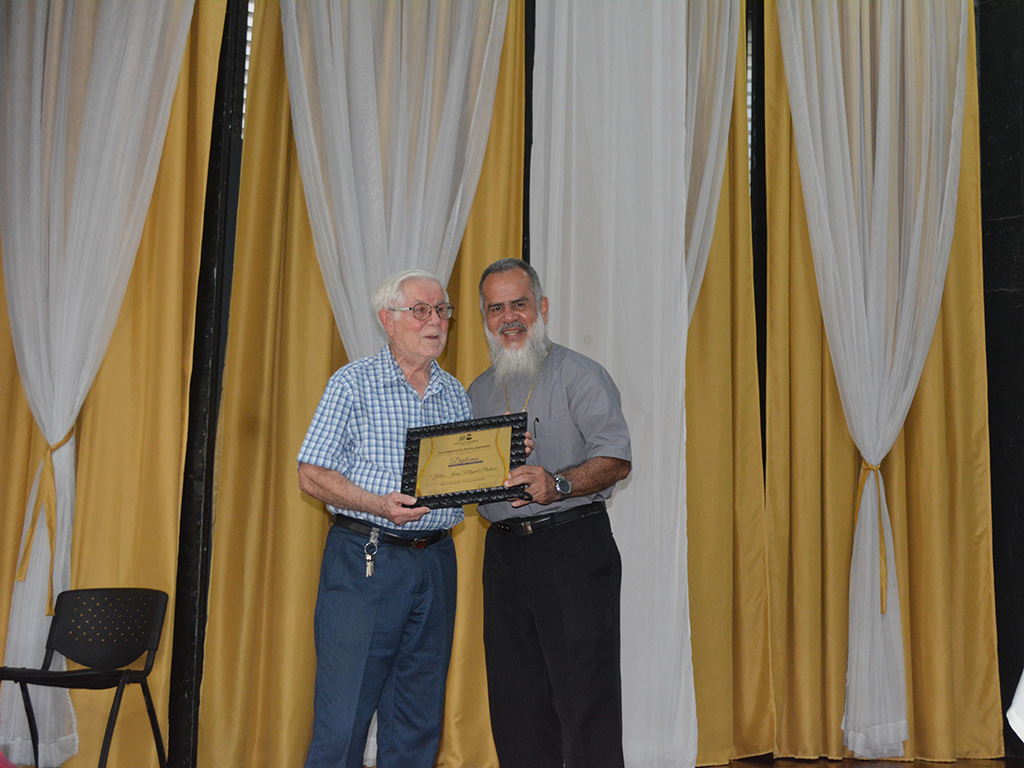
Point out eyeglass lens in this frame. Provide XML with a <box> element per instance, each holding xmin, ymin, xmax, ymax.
<box><xmin>411</xmin><ymin>303</ymin><xmax>453</xmax><ymax>320</ymax></box>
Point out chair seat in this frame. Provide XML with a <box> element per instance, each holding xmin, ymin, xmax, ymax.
<box><xmin>0</xmin><ymin>666</ymin><xmax>147</xmax><ymax>691</ymax></box>
<box><xmin>0</xmin><ymin>588</ymin><xmax>168</xmax><ymax>768</ymax></box>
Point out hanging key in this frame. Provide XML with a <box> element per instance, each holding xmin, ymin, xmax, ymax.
<box><xmin>364</xmin><ymin>528</ymin><xmax>380</xmax><ymax>578</ymax></box>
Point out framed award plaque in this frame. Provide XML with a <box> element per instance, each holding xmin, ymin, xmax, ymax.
<box><xmin>401</xmin><ymin>412</ymin><xmax>531</xmax><ymax>509</ymax></box>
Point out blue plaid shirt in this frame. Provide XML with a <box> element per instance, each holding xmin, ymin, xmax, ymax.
<box><xmin>297</xmin><ymin>345</ymin><xmax>472</xmax><ymax>531</ymax></box>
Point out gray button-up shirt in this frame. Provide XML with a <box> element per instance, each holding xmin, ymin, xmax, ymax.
<box><xmin>468</xmin><ymin>342</ymin><xmax>631</xmax><ymax>523</ymax></box>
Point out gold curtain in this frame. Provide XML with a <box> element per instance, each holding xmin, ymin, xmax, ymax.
<box><xmin>687</xmin><ymin>2</ymin><xmax>774</xmax><ymax>763</ymax></box>
<box><xmin>0</xmin><ymin>1</ymin><xmax>1003</xmax><ymax>766</ymax></box>
<box><xmin>437</xmin><ymin>2</ymin><xmax>524</xmax><ymax>767</ymax></box>
<box><xmin>0</xmin><ymin>3</ymin><xmax>224</xmax><ymax>767</ymax></box>
<box><xmin>200</xmin><ymin>2</ymin><xmax>522</xmax><ymax>766</ymax></box>
<box><xmin>764</xmin><ymin>0</ymin><xmax>1002</xmax><ymax>758</ymax></box>
<box><xmin>198</xmin><ymin>1</ymin><xmax>335</xmax><ymax>764</ymax></box>
<box><xmin>201</xmin><ymin>2</ymin><xmax>773</xmax><ymax>765</ymax></box>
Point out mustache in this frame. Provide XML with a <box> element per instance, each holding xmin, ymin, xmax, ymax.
<box><xmin>499</xmin><ymin>321</ymin><xmax>528</xmax><ymax>333</ymax></box>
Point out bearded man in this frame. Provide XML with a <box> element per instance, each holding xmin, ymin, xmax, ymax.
<box><xmin>468</xmin><ymin>258</ymin><xmax>632</xmax><ymax>768</ymax></box>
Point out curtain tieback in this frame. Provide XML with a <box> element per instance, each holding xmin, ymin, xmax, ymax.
<box><xmin>854</xmin><ymin>459</ymin><xmax>887</xmax><ymax>614</ymax></box>
<box><xmin>16</xmin><ymin>428</ymin><xmax>75</xmax><ymax>615</ymax></box>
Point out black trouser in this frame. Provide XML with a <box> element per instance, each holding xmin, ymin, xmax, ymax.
<box><xmin>482</xmin><ymin>510</ymin><xmax>624</xmax><ymax>768</ymax></box>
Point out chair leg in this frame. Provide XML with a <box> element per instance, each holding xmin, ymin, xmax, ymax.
<box><xmin>140</xmin><ymin>681</ymin><xmax>167</xmax><ymax>768</ymax></box>
<box><xmin>97</xmin><ymin>680</ymin><xmax>127</xmax><ymax>768</ymax></box>
<box><xmin>18</xmin><ymin>682</ymin><xmax>40</xmax><ymax>768</ymax></box>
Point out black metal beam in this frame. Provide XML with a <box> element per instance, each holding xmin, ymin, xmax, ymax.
<box><xmin>748</xmin><ymin>0</ymin><xmax>768</xmax><ymax>465</ymax></box>
<box><xmin>522</xmin><ymin>0</ymin><xmax>535</xmax><ymax>264</ymax></box>
<box><xmin>977</xmin><ymin>0</ymin><xmax>1024</xmax><ymax>757</ymax></box>
<box><xmin>167</xmin><ymin>2</ymin><xmax>247</xmax><ymax>766</ymax></box>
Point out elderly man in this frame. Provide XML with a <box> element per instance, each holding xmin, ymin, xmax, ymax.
<box><xmin>297</xmin><ymin>269</ymin><xmax>471</xmax><ymax>768</ymax></box>
<box><xmin>468</xmin><ymin>258</ymin><xmax>632</xmax><ymax>768</ymax></box>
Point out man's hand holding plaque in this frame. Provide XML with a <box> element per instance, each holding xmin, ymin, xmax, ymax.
<box><xmin>401</xmin><ymin>413</ymin><xmax>532</xmax><ymax>509</ymax></box>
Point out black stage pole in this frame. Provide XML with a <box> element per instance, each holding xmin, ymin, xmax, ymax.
<box><xmin>167</xmin><ymin>2</ymin><xmax>247</xmax><ymax>766</ymax></box>
<box><xmin>522</xmin><ymin>0</ymin><xmax>535</xmax><ymax>264</ymax></box>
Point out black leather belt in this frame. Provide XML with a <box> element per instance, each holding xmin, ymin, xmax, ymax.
<box><xmin>331</xmin><ymin>514</ymin><xmax>451</xmax><ymax>549</ymax></box>
<box><xmin>489</xmin><ymin>500</ymin><xmax>606</xmax><ymax>537</ymax></box>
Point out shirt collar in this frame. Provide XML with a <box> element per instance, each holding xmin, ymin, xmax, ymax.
<box><xmin>379</xmin><ymin>345</ymin><xmax>443</xmax><ymax>395</ymax></box>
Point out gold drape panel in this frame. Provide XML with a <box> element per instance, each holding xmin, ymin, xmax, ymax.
<box><xmin>0</xmin><ymin>3</ymin><xmax>224</xmax><ymax>767</ymax></box>
<box><xmin>0</xmin><ymin>0</ymin><xmax>997</xmax><ymax>764</ymax></box>
<box><xmin>687</xmin><ymin>4</ymin><xmax>774</xmax><ymax>763</ymax></box>
<box><xmin>203</xmin><ymin>3</ymin><xmax>776</xmax><ymax>764</ymax></box>
<box><xmin>764</xmin><ymin>0</ymin><xmax>1002</xmax><ymax>759</ymax></box>
<box><xmin>199</xmin><ymin>1</ymin><xmax>337</xmax><ymax>764</ymax></box>
<box><xmin>437</xmin><ymin>2</ymin><xmax>524</xmax><ymax>767</ymax></box>
<box><xmin>201</xmin><ymin>2</ymin><xmax>522</xmax><ymax>766</ymax></box>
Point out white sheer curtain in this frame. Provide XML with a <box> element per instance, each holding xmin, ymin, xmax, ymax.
<box><xmin>0</xmin><ymin>2</ymin><xmax>194</xmax><ymax>765</ymax></box>
<box><xmin>1010</xmin><ymin>670</ymin><xmax>1024</xmax><ymax>743</ymax></box>
<box><xmin>280</xmin><ymin>1</ymin><xmax>507</xmax><ymax>763</ymax></box>
<box><xmin>280</xmin><ymin>0</ymin><xmax>509</xmax><ymax>363</ymax></box>
<box><xmin>777</xmin><ymin>0</ymin><xmax>968</xmax><ymax>757</ymax></box>
<box><xmin>531</xmin><ymin>2</ymin><xmax>737</xmax><ymax>765</ymax></box>
<box><xmin>683</xmin><ymin>3</ymin><xmax>739</xmax><ymax>323</ymax></box>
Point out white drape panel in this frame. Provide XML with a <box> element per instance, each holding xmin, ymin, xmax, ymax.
<box><xmin>280</xmin><ymin>0</ymin><xmax>509</xmax><ymax>363</ymax></box>
<box><xmin>1009</xmin><ymin>669</ymin><xmax>1024</xmax><ymax>743</ymax></box>
<box><xmin>777</xmin><ymin>0</ymin><xmax>968</xmax><ymax>757</ymax></box>
<box><xmin>532</xmin><ymin>2</ymin><xmax>737</xmax><ymax>765</ymax></box>
<box><xmin>0</xmin><ymin>2</ymin><xmax>194</xmax><ymax>765</ymax></box>
<box><xmin>280</xmin><ymin>2</ymin><xmax>507</xmax><ymax>763</ymax></box>
<box><xmin>683</xmin><ymin>3</ymin><xmax>739</xmax><ymax>323</ymax></box>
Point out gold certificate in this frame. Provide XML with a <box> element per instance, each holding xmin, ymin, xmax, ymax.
<box><xmin>401</xmin><ymin>413</ymin><xmax>530</xmax><ymax>508</ymax></box>
<box><xmin>415</xmin><ymin>426</ymin><xmax>513</xmax><ymax>496</ymax></box>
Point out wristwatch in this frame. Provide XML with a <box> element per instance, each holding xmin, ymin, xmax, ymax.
<box><xmin>553</xmin><ymin>474</ymin><xmax>572</xmax><ymax>498</ymax></box>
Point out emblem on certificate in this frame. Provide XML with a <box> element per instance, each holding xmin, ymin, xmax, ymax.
<box><xmin>401</xmin><ymin>413</ymin><xmax>531</xmax><ymax>508</ymax></box>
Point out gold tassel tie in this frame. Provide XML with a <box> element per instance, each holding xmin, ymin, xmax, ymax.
<box><xmin>854</xmin><ymin>459</ymin><xmax>887</xmax><ymax>614</ymax></box>
<box><xmin>16</xmin><ymin>428</ymin><xmax>75</xmax><ymax>615</ymax></box>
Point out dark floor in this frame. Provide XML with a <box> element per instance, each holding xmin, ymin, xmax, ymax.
<box><xmin>731</xmin><ymin>758</ymin><xmax>1023</xmax><ymax>768</ymax></box>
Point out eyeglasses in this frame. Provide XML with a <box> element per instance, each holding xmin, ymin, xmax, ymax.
<box><xmin>389</xmin><ymin>302</ymin><xmax>455</xmax><ymax>321</ymax></box>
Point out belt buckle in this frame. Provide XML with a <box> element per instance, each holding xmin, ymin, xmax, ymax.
<box><xmin>411</xmin><ymin>537</ymin><xmax>429</xmax><ymax>549</ymax></box>
<box><xmin>521</xmin><ymin>519</ymin><xmax>534</xmax><ymax>535</ymax></box>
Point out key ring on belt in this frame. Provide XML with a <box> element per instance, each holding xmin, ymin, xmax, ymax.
<box><xmin>364</xmin><ymin>528</ymin><xmax>380</xmax><ymax>577</ymax></box>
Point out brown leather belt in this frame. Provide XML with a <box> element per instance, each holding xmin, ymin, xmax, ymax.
<box><xmin>330</xmin><ymin>514</ymin><xmax>450</xmax><ymax>549</ymax></box>
<box><xmin>489</xmin><ymin>500</ymin><xmax>606</xmax><ymax>537</ymax></box>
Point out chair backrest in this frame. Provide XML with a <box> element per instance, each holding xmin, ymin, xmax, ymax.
<box><xmin>45</xmin><ymin>588</ymin><xmax>168</xmax><ymax>673</ymax></box>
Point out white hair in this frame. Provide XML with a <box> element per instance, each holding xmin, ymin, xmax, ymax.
<box><xmin>371</xmin><ymin>269</ymin><xmax>447</xmax><ymax>330</ymax></box>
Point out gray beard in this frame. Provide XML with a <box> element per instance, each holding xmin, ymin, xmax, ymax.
<box><xmin>486</xmin><ymin>321</ymin><xmax>551</xmax><ymax>389</ymax></box>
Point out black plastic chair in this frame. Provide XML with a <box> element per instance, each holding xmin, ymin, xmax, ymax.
<box><xmin>0</xmin><ymin>588</ymin><xmax>168</xmax><ymax>768</ymax></box>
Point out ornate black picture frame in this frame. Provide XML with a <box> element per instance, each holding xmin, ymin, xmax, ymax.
<box><xmin>401</xmin><ymin>412</ymin><xmax>531</xmax><ymax>509</ymax></box>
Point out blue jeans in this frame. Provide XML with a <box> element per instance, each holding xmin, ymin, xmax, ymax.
<box><xmin>304</xmin><ymin>524</ymin><xmax>458</xmax><ymax>768</ymax></box>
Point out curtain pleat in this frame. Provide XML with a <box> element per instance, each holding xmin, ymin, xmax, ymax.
<box><xmin>202</xmin><ymin>2</ymin><xmax>522</xmax><ymax>765</ymax></box>
<box><xmin>0</xmin><ymin>2</ymin><xmax>223</xmax><ymax>766</ymax></box>
<box><xmin>279</xmin><ymin>0</ymin><xmax>508</xmax><ymax>365</ymax></box>
<box><xmin>776</xmin><ymin>2</ymin><xmax>969</xmax><ymax>754</ymax></box>
<box><xmin>765</xmin><ymin>0</ymin><xmax>1002</xmax><ymax>758</ymax></box>
<box><xmin>0</xmin><ymin>2</ymin><xmax>195</xmax><ymax>761</ymax></box>
<box><xmin>437</xmin><ymin>2</ymin><xmax>524</xmax><ymax>766</ymax></box>
<box><xmin>200</xmin><ymin>2</ymin><xmax>335</xmax><ymax>765</ymax></box>
<box><xmin>687</xmin><ymin>3</ymin><xmax>773</xmax><ymax>761</ymax></box>
<box><xmin>529</xmin><ymin>3</ymin><xmax>699</xmax><ymax>764</ymax></box>
<box><xmin>68</xmin><ymin>6</ymin><xmax>224</xmax><ymax>766</ymax></box>
<box><xmin>0</xmin><ymin>1</ymin><xmax>1001</xmax><ymax>764</ymax></box>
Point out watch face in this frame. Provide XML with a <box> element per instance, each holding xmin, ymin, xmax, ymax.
<box><xmin>555</xmin><ymin>475</ymin><xmax>571</xmax><ymax>495</ymax></box>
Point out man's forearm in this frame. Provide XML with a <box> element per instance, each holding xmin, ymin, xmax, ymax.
<box><xmin>297</xmin><ymin>462</ymin><xmax>432</xmax><ymax>525</ymax></box>
<box><xmin>298</xmin><ymin>462</ymin><xmax>381</xmax><ymax>515</ymax></box>
<box><xmin>505</xmin><ymin>455</ymin><xmax>630</xmax><ymax>506</ymax></box>
<box><xmin>558</xmin><ymin>456</ymin><xmax>631</xmax><ymax>499</ymax></box>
